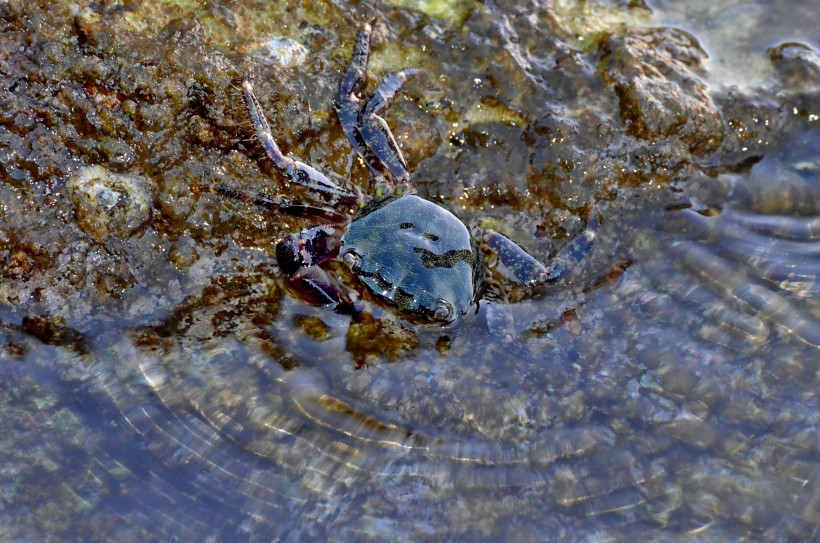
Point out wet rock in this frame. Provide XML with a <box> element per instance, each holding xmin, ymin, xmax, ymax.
<box><xmin>73</xmin><ymin>8</ymin><xmax>112</xmax><ymax>52</ymax></box>
<box><xmin>293</xmin><ymin>315</ymin><xmax>333</xmax><ymax>342</ymax></box>
<box><xmin>65</xmin><ymin>165</ymin><xmax>152</xmax><ymax>243</ymax></box>
<box><xmin>655</xmin><ymin>359</ymin><xmax>699</xmax><ymax>398</ymax></box>
<box><xmin>662</xmin><ymin>411</ymin><xmax>718</xmax><ymax>450</ymax></box>
<box><xmin>388</xmin><ymin>99</ymin><xmax>442</xmax><ymax>170</ymax></box>
<box><xmin>738</xmin><ymin>128</ymin><xmax>819</xmax><ymax>218</ymax></box>
<box><xmin>20</xmin><ymin>315</ymin><xmax>87</xmax><ymax>354</ymax></box>
<box><xmin>91</xmin><ymin>260</ymin><xmax>137</xmax><ymax>300</ymax></box>
<box><xmin>251</xmin><ymin>36</ymin><xmax>309</xmax><ymax>67</ymax></box>
<box><xmin>597</xmin><ymin>27</ymin><xmax>724</xmax><ymax>154</ymax></box>
<box><xmin>0</xmin><ymin>231</ymin><xmax>52</xmax><ymax>281</ymax></box>
<box><xmin>769</xmin><ymin>42</ymin><xmax>820</xmax><ymax>91</ymax></box>
<box><xmin>168</xmin><ymin>234</ymin><xmax>200</xmax><ymax>269</ymax></box>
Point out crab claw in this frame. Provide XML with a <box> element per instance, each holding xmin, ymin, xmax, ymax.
<box><xmin>288</xmin><ymin>266</ymin><xmax>361</xmax><ymax>314</ymax></box>
<box><xmin>275</xmin><ymin>226</ymin><xmax>342</xmax><ymax>277</ymax></box>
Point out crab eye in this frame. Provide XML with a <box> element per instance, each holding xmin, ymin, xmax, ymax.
<box><xmin>432</xmin><ymin>300</ymin><xmax>455</xmax><ymax>322</ymax></box>
<box><xmin>343</xmin><ymin>250</ymin><xmax>362</xmax><ymax>271</ymax></box>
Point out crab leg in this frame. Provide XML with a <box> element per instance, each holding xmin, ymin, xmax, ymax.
<box><xmin>335</xmin><ymin>22</ymin><xmax>372</xmax><ymax>169</ymax></box>
<box><xmin>241</xmin><ymin>62</ymin><xmax>359</xmax><ymax>205</ymax></box>
<box><xmin>363</xmin><ymin>69</ymin><xmax>420</xmax><ymax>118</ymax></box>
<box><xmin>276</xmin><ymin>225</ymin><xmax>342</xmax><ymax>274</ymax></box>
<box><xmin>482</xmin><ymin>215</ymin><xmax>599</xmax><ymax>286</ymax></box>
<box><xmin>205</xmin><ymin>184</ymin><xmax>349</xmax><ymax>223</ymax></box>
<box><xmin>334</xmin><ymin>21</ymin><xmax>416</xmax><ymax>183</ymax></box>
<box><xmin>337</xmin><ymin>20</ymin><xmax>372</xmax><ymax>101</ymax></box>
<box><xmin>357</xmin><ymin>69</ymin><xmax>420</xmax><ymax>182</ymax></box>
<box><xmin>289</xmin><ymin>266</ymin><xmax>358</xmax><ymax>313</ymax></box>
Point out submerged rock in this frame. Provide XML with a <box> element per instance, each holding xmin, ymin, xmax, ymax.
<box><xmin>769</xmin><ymin>42</ymin><xmax>820</xmax><ymax>96</ymax></box>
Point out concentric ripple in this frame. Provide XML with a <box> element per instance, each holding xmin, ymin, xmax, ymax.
<box><xmin>11</xmin><ymin>135</ymin><xmax>816</xmax><ymax>540</ymax></box>
<box><xmin>83</xmin><ymin>161</ymin><xmax>819</xmax><ymax>539</ymax></box>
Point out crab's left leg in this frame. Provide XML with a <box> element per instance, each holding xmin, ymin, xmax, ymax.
<box><xmin>242</xmin><ymin>62</ymin><xmax>359</xmax><ymax>206</ymax></box>
<box><xmin>480</xmin><ymin>215</ymin><xmax>599</xmax><ymax>286</ymax></box>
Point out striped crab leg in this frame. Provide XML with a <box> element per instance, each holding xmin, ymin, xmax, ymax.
<box><xmin>241</xmin><ymin>61</ymin><xmax>360</xmax><ymax>206</ymax></box>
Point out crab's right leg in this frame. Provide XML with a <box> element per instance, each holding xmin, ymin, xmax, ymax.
<box><xmin>334</xmin><ymin>21</ymin><xmax>372</xmax><ymax>165</ymax></box>
<box><xmin>357</xmin><ymin>69</ymin><xmax>419</xmax><ymax>182</ymax></box>
<box><xmin>203</xmin><ymin>184</ymin><xmax>349</xmax><ymax>223</ymax></box>
<box><xmin>481</xmin><ymin>215</ymin><xmax>599</xmax><ymax>286</ymax></box>
<box><xmin>242</xmin><ymin>62</ymin><xmax>359</xmax><ymax>206</ymax></box>
<box><xmin>276</xmin><ymin>225</ymin><xmax>359</xmax><ymax>314</ymax></box>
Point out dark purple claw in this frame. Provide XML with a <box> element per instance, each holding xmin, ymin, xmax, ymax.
<box><xmin>287</xmin><ymin>265</ymin><xmax>359</xmax><ymax>313</ymax></box>
<box><xmin>275</xmin><ymin>226</ymin><xmax>361</xmax><ymax>314</ymax></box>
<box><xmin>275</xmin><ymin>226</ymin><xmax>342</xmax><ymax>277</ymax></box>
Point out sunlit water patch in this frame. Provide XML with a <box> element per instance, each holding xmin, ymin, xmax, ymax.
<box><xmin>650</xmin><ymin>0</ymin><xmax>820</xmax><ymax>90</ymax></box>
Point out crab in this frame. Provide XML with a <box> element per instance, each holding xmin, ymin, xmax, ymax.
<box><xmin>238</xmin><ymin>21</ymin><xmax>598</xmax><ymax>324</ymax></box>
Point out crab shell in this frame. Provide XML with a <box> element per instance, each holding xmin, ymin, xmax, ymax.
<box><xmin>340</xmin><ymin>194</ymin><xmax>483</xmax><ymax>322</ymax></box>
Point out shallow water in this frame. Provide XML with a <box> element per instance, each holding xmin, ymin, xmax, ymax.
<box><xmin>0</xmin><ymin>0</ymin><xmax>817</xmax><ymax>541</ymax></box>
